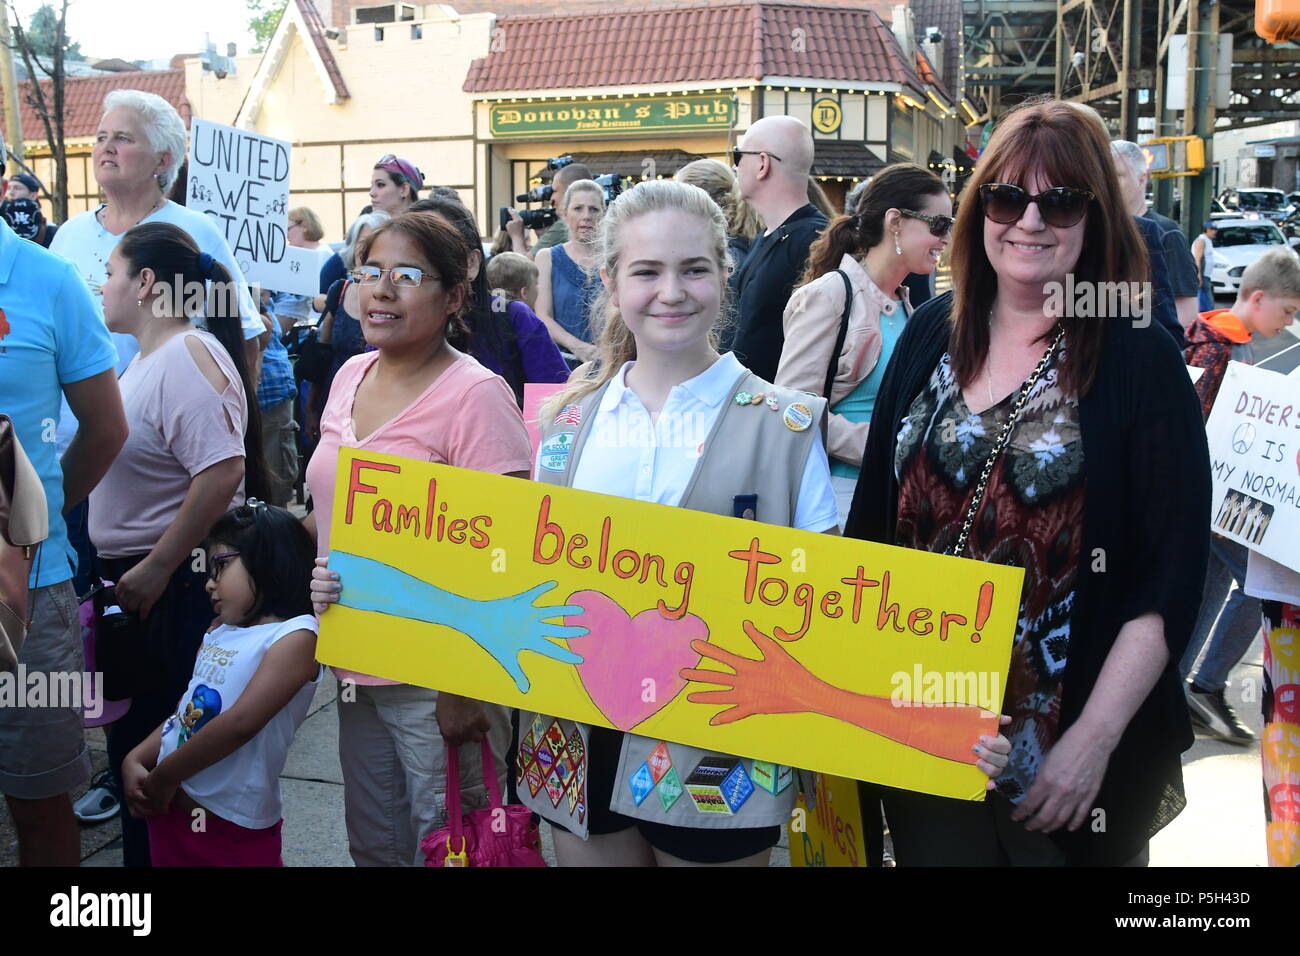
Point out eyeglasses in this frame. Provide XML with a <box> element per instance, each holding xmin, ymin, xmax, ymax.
<box><xmin>978</xmin><ymin>183</ymin><xmax>1094</xmax><ymax>229</ymax></box>
<box><xmin>349</xmin><ymin>265</ymin><xmax>440</xmax><ymax>289</ymax></box>
<box><xmin>208</xmin><ymin>551</ymin><xmax>239</xmax><ymax>583</ymax></box>
<box><xmin>899</xmin><ymin>209</ymin><xmax>955</xmax><ymax>238</ymax></box>
<box><xmin>731</xmin><ymin>147</ymin><xmax>784</xmax><ymax>167</ymax></box>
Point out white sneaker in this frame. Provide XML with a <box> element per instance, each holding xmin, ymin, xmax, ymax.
<box><xmin>73</xmin><ymin>771</ymin><xmax>120</xmax><ymax>823</ymax></box>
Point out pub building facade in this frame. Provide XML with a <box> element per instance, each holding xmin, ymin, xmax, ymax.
<box><xmin>465</xmin><ymin>0</ymin><xmax>972</xmax><ymax>225</ymax></box>
<box><xmin>181</xmin><ymin>0</ymin><xmax>973</xmax><ymax>240</ymax></box>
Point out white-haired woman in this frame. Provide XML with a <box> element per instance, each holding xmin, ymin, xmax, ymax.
<box><xmin>51</xmin><ymin>89</ymin><xmax>266</xmax><ymax>374</ymax></box>
<box><xmin>48</xmin><ymin>89</ymin><xmax>268</xmax><ymax>858</ymax></box>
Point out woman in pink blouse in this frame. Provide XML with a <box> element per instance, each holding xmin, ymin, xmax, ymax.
<box><xmin>303</xmin><ymin>212</ymin><xmax>533</xmax><ymax>866</ymax></box>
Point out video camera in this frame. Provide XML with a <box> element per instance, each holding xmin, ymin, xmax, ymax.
<box><xmin>498</xmin><ymin>155</ymin><xmax>629</xmax><ymax>232</ymax></box>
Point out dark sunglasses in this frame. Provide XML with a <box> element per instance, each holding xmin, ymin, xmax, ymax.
<box><xmin>731</xmin><ymin>147</ymin><xmax>783</xmax><ymax>167</ymax></box>
<box><xmin>899</xmin><ymin>208</ymin><xmax>955</xmax><ymax>238</ymax></box>
<box><xmin>978</xmin><ymin>183</ymin><xmax>1094</xmax><ymax>229</ymax></box>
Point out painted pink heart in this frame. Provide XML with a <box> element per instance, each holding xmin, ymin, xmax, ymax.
<box><xmin>564</xmin><ymin>590</ymin><xmax>709</xmax><ymax>732</ymax></box>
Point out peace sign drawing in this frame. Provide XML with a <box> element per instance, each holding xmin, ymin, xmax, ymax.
<box><xmin>1232</xmin><ymin>423</ymin><xmax>1257</xmax><ymax>455</ymax></box>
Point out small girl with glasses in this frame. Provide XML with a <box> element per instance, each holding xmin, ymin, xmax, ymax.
<box><xmin>121</xmin><ymin>502</ymin><xmax>321</xmax><ymax>866</ymax></box>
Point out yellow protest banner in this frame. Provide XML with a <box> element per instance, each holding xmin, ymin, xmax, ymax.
<box><xmin>789</xmin><ymin>773</ymin><xmax>870</xmax><ymax>867</ymax></box>
<box><xmin>317</xmin><ymin>449</ymin><xmax>1024</xmax><ymax>800</ymax></box>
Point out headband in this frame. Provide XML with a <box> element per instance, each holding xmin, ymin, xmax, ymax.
<box><xmin>197</xmin><ymin>252</ymin><xmax>215</xmax><ymax>279</ymax></box>
<box><xmin>376</xmin><ymin>155</ymin><xmax>424</xmax><ymax>192</ymax></box>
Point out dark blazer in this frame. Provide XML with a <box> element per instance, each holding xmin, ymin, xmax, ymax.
<box><xmin>846</xmin><ymin>292</ymin><xmax>1211</xmax><ymax>865</ymax></box>
<box><xmin>730</xmin><ymin>203</ymin><xmax>828</xmax><ymax>382</ymax></box>
<box><xmin>1144</xmin><ymin>209</ymin><xmax>1200</xmax><ymax>299</ymax></box>
<box><xmin>1135</xmin><ymin>214</ymin><xmax>1185</xmax><ymax>349</ymax></box>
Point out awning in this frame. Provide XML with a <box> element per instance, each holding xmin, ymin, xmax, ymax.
<box><xmin>536</xmin><ymin>150</ymin><xmax>708</xmax><ymax>181</ymax></box>
<box><xmin>812</xmin><ymin>142</ymin><xmax>886</xmax><ymax>179</ymax></box>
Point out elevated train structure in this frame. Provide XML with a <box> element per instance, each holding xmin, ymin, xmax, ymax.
<box><xmin>962</xmin><ymin>0</ymin><xmax>1300</xmax><ymax>228</ymax></box>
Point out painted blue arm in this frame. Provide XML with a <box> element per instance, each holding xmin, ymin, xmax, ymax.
<box><xmin>330</xmin><ymin>551</ymin><xmax>589</xmax><ymax>692</ymax></box>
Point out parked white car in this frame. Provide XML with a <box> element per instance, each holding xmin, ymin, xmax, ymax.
<box><xmin>1210</xmin><ymin>219</ymin><xmax>1300</xmax><ymax>294</ymax></box>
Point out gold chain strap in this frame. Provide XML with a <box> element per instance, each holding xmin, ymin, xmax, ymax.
<box><xmin>948</xmin><ymin>327</ymin><xmax>1066</xmax><ymax>558</ymax></box>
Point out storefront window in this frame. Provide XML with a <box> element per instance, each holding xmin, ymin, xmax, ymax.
<box><xmin>893</xmin><ymin>98</ymin><xmax>914</xmax><ymax>159</ymax></box>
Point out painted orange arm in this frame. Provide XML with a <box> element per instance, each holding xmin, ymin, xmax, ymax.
<box><xmin>681</xmin><ymin>622</ymin><xmax>999</xmax><ymax>764</ymax></box>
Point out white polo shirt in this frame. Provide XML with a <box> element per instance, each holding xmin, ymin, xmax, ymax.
<box><xmin>546</xmin><ymin>352</ymin><xmax>838</xmax><ymax>532</ymax></box>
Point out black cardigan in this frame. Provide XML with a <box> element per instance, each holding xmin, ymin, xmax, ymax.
<box><xmin>846</xmin><ymin>292</ymin><xmax>1211</xmax><ymax>865</ymax></box>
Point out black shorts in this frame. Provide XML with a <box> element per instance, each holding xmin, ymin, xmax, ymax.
<box><xmin>547</xmin><ymin>727</ymin><xmax>780</xmax><ymax>864</ymax></box>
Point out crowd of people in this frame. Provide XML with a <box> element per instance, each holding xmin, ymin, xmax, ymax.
<box><xmin>1</xmin><ymin>87</ymin><xmax>1296</xmax><ymax>869</ymax></box>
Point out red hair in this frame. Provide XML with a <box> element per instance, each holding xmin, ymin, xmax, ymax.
<box><xmin>948</xmin><ymin>97</ymin><xmax>1148</xmax><ymax>396</ymax></box>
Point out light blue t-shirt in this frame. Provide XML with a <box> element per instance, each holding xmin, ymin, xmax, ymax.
<box><xmin>0</xmin><ymin>219</ymin><xmax>118</xmax><ymax>587</ymax></box>
<box><xmin>49</xmin><ymin>200</ymin><xmax>266</xmax><ymax>453</ymax></box>
<box><xmin>829</xmin><ymin>303</ymin><xmax>906</xmax><ymax>480</ymax></box>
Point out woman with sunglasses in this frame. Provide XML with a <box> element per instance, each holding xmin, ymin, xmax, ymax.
<box><xmin>776</xmin><ymin>163</ymin><xmax>952</xmax><ymax>525</ymax></box>
<box><xmin>845</xmin><ymin>99</ymin><xmax>1210</xmax><ymax>866</ymax></box>
<box><xmin>303</xmin><ymin>212</ymin><xmax>532</xmax><ymax>866</ymax></box>
<box><xmin>370</xmin><ymin>154</ymin><xmax>423</xmax><ymax>216</ymax></box>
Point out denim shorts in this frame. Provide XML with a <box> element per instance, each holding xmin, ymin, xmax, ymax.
<box><xmin>0</xmin><ymin>580</ymin><xmax>92</xmax><ymax>799</ymax></box>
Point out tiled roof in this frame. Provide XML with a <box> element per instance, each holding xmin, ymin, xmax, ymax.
<box><xmin>4</xmin><ymin>68</ymin><xmax>189</xmax><ymax>143</ymax></box>
<box><xmin>911</xmin><ymin>0</ymin><xmax>961</xmax><ymax>97</ymax></box>
<box><xmin>915</xmin><ymin>49</ymin><xmax>951</xmax><ymax>104</ymax></box>
<box><xmin>297</xmin><ymin>0</ymin><xmax>350</xmax><ymax>101</ymax></box>
<box><xmin>464</xmin><ymin>1</ymin><xmax>926</xmax><ymax>95</ymax></box>
<box><xmin>333</xmin><ymin>0</ymin><xmax>897</xmax><ymax>21</ymax></box>
<box><xmin>759</xmin><ymin>2</ymin><xmax>920</xmax><ymax>88</ymax></box>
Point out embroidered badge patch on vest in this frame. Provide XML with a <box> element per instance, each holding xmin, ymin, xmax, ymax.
<box><xmin>685</xmin><ymin>756</ymin><xmax>755</xmax><ymax>814</ymax></box>
<box><xmin>554</xmin><ymin>404</ymin><xmax>582</xmax><ymax>426</ymax></box>
<box><xmin>539</xmin><ymin>431</ymin><xmax>576</xmax><ymax>471</ymax></box>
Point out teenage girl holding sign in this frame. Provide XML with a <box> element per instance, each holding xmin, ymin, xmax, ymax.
<box><xmin>520</xmin><ymin>179</ymin><xmax>1010</xmax><ymax>866</ymax></box>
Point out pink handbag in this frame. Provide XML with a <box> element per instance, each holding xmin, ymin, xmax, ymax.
<box><xmin>421</xmin><ymin>738</ymin><xmax>547</xmax><ymax>868</ymax></box>
<box><xmin>79</xmin><ymin>588</ymin><xmax>130</xmax><ymax>728</ymax></box>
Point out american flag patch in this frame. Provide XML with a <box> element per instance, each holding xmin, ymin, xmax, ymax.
<box><xmin>554</xmin><ymin>404</ymin><xmax>582</xmax><ymax>426</ymax></box>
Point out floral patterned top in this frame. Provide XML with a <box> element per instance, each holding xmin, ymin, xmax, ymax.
<box><xmin>893</xmin><ymin>350</ymin><xmax>1086</xmax><ymax>801</ymax></box>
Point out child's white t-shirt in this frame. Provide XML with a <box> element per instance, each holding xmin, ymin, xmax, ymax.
<box><xmin>158</xmin><ymin>614</ymin><xmax>322</xmax><ymax>829</ymax></box>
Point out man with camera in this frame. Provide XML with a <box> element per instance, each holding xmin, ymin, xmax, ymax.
<box><xmin>504</xmin><ymin>162</ymin><xmax>593</xmax><ymax>257</ymax></box>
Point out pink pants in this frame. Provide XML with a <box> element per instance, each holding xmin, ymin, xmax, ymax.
<box><xmin>146</xmin><ymin>802</ymin><xmax>284</xmax><ymax>867</ymax></box>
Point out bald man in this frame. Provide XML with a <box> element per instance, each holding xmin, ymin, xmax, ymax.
<box><xmin>730</xmin><ymin>116</ymin><xmax>828</xmax><ymax>380</ymax></box>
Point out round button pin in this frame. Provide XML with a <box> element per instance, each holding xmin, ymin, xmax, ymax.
<box><xmin>783</xmin><ymin>402</ymin><xmax>813</xmax><ymax>432</ymax></box>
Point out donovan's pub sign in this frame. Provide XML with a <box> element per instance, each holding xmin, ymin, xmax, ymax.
<box><xmin>488</xmin><ymin>93</ymin><xmax>736</xmax><ymax>139</ymax></box>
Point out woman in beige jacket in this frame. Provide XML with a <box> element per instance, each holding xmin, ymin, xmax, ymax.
<box><xmin>776</xmin><ymin>164</ymin><xmax>952</xmax><ymax>523</ymax></box>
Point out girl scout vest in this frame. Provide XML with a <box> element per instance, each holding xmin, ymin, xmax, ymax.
<box><xmin>518</xmin><ymin>366</ymin><xmax>827</xmax><ymax>837</ymax></box>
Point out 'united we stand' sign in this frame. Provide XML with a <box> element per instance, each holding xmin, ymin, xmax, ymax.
<box><xmin>186</xmin><ymin>118</ymin><xmax>317</xmax><ymax>296</ymax></box>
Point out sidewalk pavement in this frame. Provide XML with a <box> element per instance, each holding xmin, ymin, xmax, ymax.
<box><xmin>0</xmin><ymin>630</ymin><xmax>1266</xmax><ymax>867</ymax></box>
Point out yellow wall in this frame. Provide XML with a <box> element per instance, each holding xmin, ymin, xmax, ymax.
<box><xmin>188</xmin><ymin>9</ymin><xmax>492</xmax><ymax>241</ymax></box>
